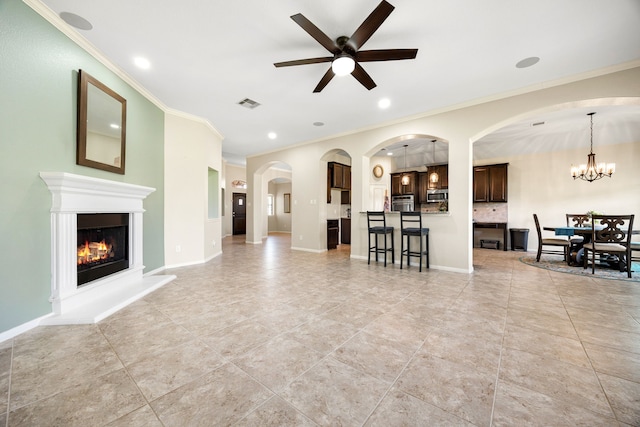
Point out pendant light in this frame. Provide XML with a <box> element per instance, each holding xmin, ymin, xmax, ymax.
<box><xmin>401</xmin><ymin>145</ymin><xmax>410</xmax><ymax>185</ymax></box>
<box><xmin>428</xmin><ymin>139</ymin><xmax>439</xmax><ymax>188</ymax></box>
<box><xmin>571</xmin><ymin>112</ymin><xmax>615</xmax><ymax>182</ymax></box>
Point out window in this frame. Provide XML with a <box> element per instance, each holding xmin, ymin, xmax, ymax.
<box><xmin>267</xmin><ymin>194</ymin><xmax>274</xmax><ymax>216</ymax></box>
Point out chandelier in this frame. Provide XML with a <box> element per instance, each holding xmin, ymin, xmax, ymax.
<box><xmin>571</xmin><ymin>112</ymin><xmax>615</xmax><ymax>182</ymax></box>
<box><xmin>401</xmin><ymin>145</ymin><xmax>410</xmax><ymax>185</ymax></box>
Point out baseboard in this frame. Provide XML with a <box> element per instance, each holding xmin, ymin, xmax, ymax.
<box><xmin>291</xmin><ymin>246</ymin><xmax>323</xmax><ymax>254</ymax></box>
<box><xmin>0</xmin><ymin>314</ymin><xmax>52</xmax><ymax>343</ymax></box>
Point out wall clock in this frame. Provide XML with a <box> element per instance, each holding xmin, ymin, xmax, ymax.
<box><xmin>373</xmin><ymin>164</ymin><xmax>384</xmax><ymax>178</ymax></box>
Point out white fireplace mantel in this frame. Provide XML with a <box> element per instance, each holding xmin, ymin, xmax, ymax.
<box><xmin>39</xmin><ymin>172</ymin><xmax>175</xmax><ymax>324</ymax></box>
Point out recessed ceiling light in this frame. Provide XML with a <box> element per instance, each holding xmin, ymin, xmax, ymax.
<box><xmin>268</xmin><ymin>132</ymin><xmax>277</xmax><ymax>140</ymax></box>
<box><xmin>378</xmin><ymin>98</ymin><xmax>391</xmax><ymax>109</ymax></box>
<box><xmin>110</xmin><ymin>124</ymin><xmax>120</xmax><ymax>129</ymax></box>
<box><xmin>387</xmin><ymin>152</ymin><xmax>393</xmax><ymax>156</ymax></box>
<box><xmin>515</xmin><ymin>56</ymin><xmax>540</xmax><ymax>69</ymax></box>
<box><xmin>59</xmin><ymin>12</ymin><xmax>92</xmax><ymax>30</ymax></box>
<box><xmin>313</xmin><ymin>122</ymin><xmax>324</xmax><ymax>127</ymax></box>
<box><xmin>134</xmin><ymin>57</ymin><xmax>151</xmax><ymax>69</ymax></box>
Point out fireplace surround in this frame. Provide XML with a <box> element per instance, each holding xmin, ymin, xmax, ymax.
<box><xmin>40</xmin><ymin>172</ymin><xmax>175</xmax><ymax>324</ymax></box>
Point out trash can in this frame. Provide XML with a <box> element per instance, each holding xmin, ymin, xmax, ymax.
<box><xmin>510</xmin><ymin>228</ymin><xmax>529</xmax><ymax>251</ymax></box>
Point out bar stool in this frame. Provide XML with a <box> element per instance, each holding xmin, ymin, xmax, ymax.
<box><xmin>367</xmin><ymin>211</ymin><xmax>394</xmax><ymax>266</ymax></box>
<box><xmin>400</xmin><ymin>211</ymin><xmax>429</xmax><ymax>271</ymax></box>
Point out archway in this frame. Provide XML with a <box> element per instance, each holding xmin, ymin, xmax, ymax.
<box><xmin>367</xmin><ymin>134</ymin><xmax>449</xmax><ymax>213</ymax></box>
<box><xmin>321</xmin><ymin>149</ymin><xmax>353</xmax><ymax>251</ymax></box>
<box><xmin>470</xmin><ymin>97</ymin><xmax>640</xmax><ymax>255</ymax></box>
<box><xmin>247</xmin><ymin>160</ymin><xmax>293</xmax><ymax>244</ymax></box>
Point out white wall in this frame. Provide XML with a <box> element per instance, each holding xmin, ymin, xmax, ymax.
<box><xmin>164</xmin><ymin>112</ymin><xmax>223</xmax><ymax>268</ymax></box>
<box><xmin>246</xmin><ymin>67</ymin><xmax>640</xmax><ymax>272</ymax></box>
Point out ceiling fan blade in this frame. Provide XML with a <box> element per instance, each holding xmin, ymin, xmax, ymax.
<box><xmin>313</xmin><ymin>68</ymin><xmax>335</xmax><ymax>93</ymax></box>
<box><xmin>274</xmin><ymin>57</ymin><xmax>333</xmax><ymax>67</ymax></box>
<box><xmin>291</xmin><ymin>13</ymin><xmax>339</xmax><ymax>54</ymax></box>
<box><xmin>347</xmin><ymin>0</ymin><xmax>395</xmax><ymax>51</ymax></box>
<box><xmin>356</xmin><ymin>49</ymin><xmax>418</xmax><ymax>62</ymax></box>
<box><xmin>351</xmin><ymin>63</ymin><xmax>376</xmax><ymax>90</ymax></box>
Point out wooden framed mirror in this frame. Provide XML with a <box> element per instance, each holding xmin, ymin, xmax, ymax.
<box><xmin>284</xmin><ymin>193</ymin><xmax>291</xmax><ymax>213</ymax></box>
<box><xmin>77</xmin><ymin>70</ymin><xmax>126</xmax><ymax>174</ymax></box>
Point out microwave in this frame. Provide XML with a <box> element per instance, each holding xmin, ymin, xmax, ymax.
<box><xmin>426</xmin><ymin>189</ymin><xmax>448</xmax><ymax>203</ymax></box>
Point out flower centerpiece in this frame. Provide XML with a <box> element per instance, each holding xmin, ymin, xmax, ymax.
<box><xmin>586</xmin><ymin>210</ymin><xmax>602</xmax><ymax>224</ymax></box>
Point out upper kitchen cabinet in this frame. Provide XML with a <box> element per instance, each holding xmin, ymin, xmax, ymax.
<box><xmin>328</xmin><ymin>162</ymin><xmax>351</xmax><ymax>190</ymax></box>
<box><xmin>327</xmin><ymin>162</ymin><xmax>351</xmax><ymax>203</ymax></box>
<box><xmin>391</xmin><ymin>172</ymin><xmax>416</xmax><ymax>196</ymax></box>
<box><xmin>473</xmin><ymin>163</ymin><xmax>508</xmax><ymax>202</ymax></box>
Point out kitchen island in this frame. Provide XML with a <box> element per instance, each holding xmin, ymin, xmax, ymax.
<box><xmin>357</xmin><ymin>211</ymin><xmax>451</xmax><ymax>268</ymax></box>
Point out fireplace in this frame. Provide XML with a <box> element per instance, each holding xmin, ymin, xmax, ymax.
<box><xmin>40</xmin><ymin>172</ymin><xmax>175</xmax><ymax>324</ymax></box>
<box><xmin>77</xmin><ymin>213</ymin><xmax>129</xmax><ymax>286</ymax></box>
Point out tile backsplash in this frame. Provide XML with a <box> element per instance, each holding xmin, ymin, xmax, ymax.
<box><xmin>473</xmin><ymin>203</ymin><xmax>508</xmax><ymax>222</ymax></box>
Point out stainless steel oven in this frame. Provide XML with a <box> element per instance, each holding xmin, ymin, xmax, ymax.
<box><xmin>427</xmin><ymin>189</ymin><xmax>448</xmax><ymax>203</ymax></box>
<box><xmin>391</xmin><ymin>195</ymin><xmax>414</xmax><ymax>212</ymax></box>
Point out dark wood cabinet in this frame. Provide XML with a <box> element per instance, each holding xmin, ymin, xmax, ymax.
<box><xmin>341</xmin><ymin>218</ymin><xmax>351</xmax><ymax>244</ymax></box>
<box><xmin>327</xmin><ymin>219</ymin><xmax>339</xmax><ymax>249</ymax></box>
<box><xmin>473</xmin><ymin>163</ymin><xmax>508</xmax><ymax>202</ymax></box>
<box><xmin>391</xmin><ymin>172</ymin><xmax>416</xmax><ymax>196</ymax></box>
<box><xmin>341</xmin><ymin>190</ymin><xmax>350</xmax><ymax>205</ymax></box>
<box><xmin>328</xmin><ymin>162</ymin><xmax>351</xmax><ymax>189</ymax></box>
<box><xmin>418</xmin><ymin>172</ymin><xmax>428</xmax><ymax>203</ymax></box>
<box><xmin>438</xmin><ymin>165</ymin><xmax>448</xmax><ymax>189</ymax></box>
<box><xmin>332</xmin><ymin>163</ymin><xmax>343</xmax><ymax>188</ymax></box>
<box><xmin>327</xmin><ymin>162</ymin><xmax>351</xmax><ymax>202</ymax></box>
<box><xmin>342</xmin><ymin>165</ymin><xmax>351</xmax><ymax>190</ymax></box>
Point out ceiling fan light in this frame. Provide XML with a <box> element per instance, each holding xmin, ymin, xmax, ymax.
<box><xmin>332</xmin><ymin>55</ymin><xmax>355</xmax><ymax>76</ymax></box>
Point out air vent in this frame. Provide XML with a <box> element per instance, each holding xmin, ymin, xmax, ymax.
<box><xmin>238</xmin><ymin>98</ymin><xmax>261</xmax><ymax>109</ymax></box>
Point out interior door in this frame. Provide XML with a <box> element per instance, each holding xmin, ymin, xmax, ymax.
<box><xmin>232</xmin><ymin>193</ymin><xmax>246</xmax><ymax>235</ymax></box>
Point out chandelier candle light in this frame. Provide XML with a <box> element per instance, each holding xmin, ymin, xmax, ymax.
<box><xmin>428</xmin><ymin>139</ymin><xmax>439</xmax><ymax>188</ymax></box>
<box><xmin>401</xmin><ymin>144</ymin><xmax>410</xmax><ymax>185</ymax></box>
<box><xmin>571</xmin><ymin>112</ymin><xmax>615</xmax><ymax>182</ymax></box>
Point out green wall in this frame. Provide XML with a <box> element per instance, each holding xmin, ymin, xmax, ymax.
<box><xmin>0</xmin><ymin>0</ymin><xmax>165</xmax><ymax>333</ymax></box>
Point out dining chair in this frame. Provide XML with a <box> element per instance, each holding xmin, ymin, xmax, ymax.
<box><xmin>533</xmin><ymin>214</ymin><xmax>570</xmax><ymax>262</ymax></box>
<box><xmin>566</xmin><ymin>214</ymin><xmax>590</xmax><ymax>244</ymax></box>
<box><xmin>631</xmin><ymin>240</ymin><xmax>640</xmax><ymax>263</ymax></box>
<box><xmin>400</xmin><ymin>211</ymin><xmax>429</xmax><ymax>271</ymax></box>
<box><xmin>583</xmin><ymin>214</ymin><xmax>634</xmax><ymax>278</ymax></box>
<box><xmin>367</xmin><ymin>211</ymin><xmax>395</xmax><ymax>267</ymax></box>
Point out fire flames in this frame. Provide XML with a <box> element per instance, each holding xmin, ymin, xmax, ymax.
<box><xmin>77</xmin><ymin>240</ymin><xmax>113</xmax><ymax>265</ymax></box>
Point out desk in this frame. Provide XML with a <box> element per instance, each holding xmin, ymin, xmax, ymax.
<box><xmin>474</xmin><ymin>222</ymin><xmax>508</xmax><ymax>251</ymax></box>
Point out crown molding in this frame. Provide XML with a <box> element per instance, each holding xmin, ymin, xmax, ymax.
<box><xmin>22</xmin><ymin>0</ymin><xmax>224</xmax><ymax>140</ymax></box>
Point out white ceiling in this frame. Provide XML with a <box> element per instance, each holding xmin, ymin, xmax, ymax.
<box><xmin>37</xmin><ymin>0</ymin><xmax>640</xmax><ymax>165</ymax></box>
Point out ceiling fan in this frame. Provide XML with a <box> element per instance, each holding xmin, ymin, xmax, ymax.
<box><xmin>274</xmin><ymin>0</ymin><xmax>418</xmax><ymax>93</ymax></box>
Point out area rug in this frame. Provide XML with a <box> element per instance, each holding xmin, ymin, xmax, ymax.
<box><xmin>520</xmin><ymin>255</ymin><xmax>640</xmax><ymax>283</ymax></box>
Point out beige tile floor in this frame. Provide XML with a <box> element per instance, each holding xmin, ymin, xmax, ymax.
<box><xmin>2</xmin><ymin>233</ymin><xmax>640</xmax><ymax>426</ymax></box>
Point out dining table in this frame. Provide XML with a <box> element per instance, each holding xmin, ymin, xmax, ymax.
<box><xmin>543</xmin><ymin>225</ymin><xmax>600</xmax><ymax>266</ymax></box>
<box><xmin>543</xmin><ymin>225</ymin><xmax>639</xmax><ymax>268</ymax></box>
